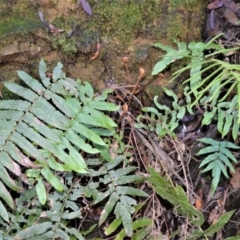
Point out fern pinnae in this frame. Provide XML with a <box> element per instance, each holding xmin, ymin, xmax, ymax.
<box><xmin>0</xmin><ymin>60</ymin><xmax>121</xmax><ymax>232</ymax></box>
<box><xmin>0</xmin><ymin>99</ymin><xmax>30</xmax><ymax>111</ymax></box>
<box><xmin>116</xmin><ymin>186</ymin><xmax>147</xmax><ymax>197</ymax></box>
<box><xmin>0</xmin><ymin>110</ymin><xmax>23</xmax><ymax>121</ymax></box>
<box><xmin>114</xmin><ymin>175</ymin><xmax>143</xmax><ymax>185</ymax></box>
<box><xmin>45</xmin><ymin>90</ymin><xmax>73</xmax><ymax>117</ymax></box>
<box><xmin>99</xmin><ymin>192</ymin><xmax>119</xmax><ymax>225</ymax></box>
<box><xmin>72</xmin><ymin>122</ymin><xmax>106</xmax><ymax>146</ymax></box>
<box><xmin>198</xmin><ymin>138</ymin><xmax>239</xmax><ymax>194</ymax></box>
<box><xmin>115</xmin><ymin>201</ymin><xmax>133</xmax><ymax>237</ymax></box>
<box><xmin>0</xmin><ymin>181</ymin><xmax>14</xmax><ymax>209</ymax></box>
<box><xmin>10</xmin><ymin>131</ymin><xmax>47</xmax><ymax>165</ymax></box>
<box><xmin>52</xmin><ymin>62</ymin><xmax>64</xmax><ymax>82</ymax></box>
<box><xmin>110</xmin><ymin>166</ymin><xmax>136</xmax><ymax>178</ymax></box>
<box><xmin>65</xmin><ymin>129</ymin><xmax>99</xmax><ymax>154</ymax></box>
<box><xmin>24</xmin><ymin>112</ymin><xmax>62</xmax><ymax>143</ymax></box>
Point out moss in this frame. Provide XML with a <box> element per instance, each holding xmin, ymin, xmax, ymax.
<box><xmin>166</xmin><ymin>0</ymin><xmax>206</xmax><ymax>42</ymax></box>
<box><xmin>0</xmin><ymin>2</ymin><xmax>40</xmax><ymax>37</ymax></box>
<box><xmin>51</xmin><ymin>36</ymin><xmax>78</xmax><ymax>56</ymax></box>
<box><xmin>88</xmin><ymin>0</ymin><xmax>160</xmax><ymax>48</ymax></box>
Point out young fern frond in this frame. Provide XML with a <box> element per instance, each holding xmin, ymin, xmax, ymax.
<box><xmin>135</xmin><ymin>87</ymin><xmax>193</xmax><ymax>138</ymax></box>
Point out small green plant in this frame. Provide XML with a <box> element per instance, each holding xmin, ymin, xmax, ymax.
<box><xmin>135</xmin><ymin>86</ymin><xmax>193</xmax><ymax>138</ymax></box>
<box><xmin>0</xmin><ymin>176</ymin><xmax>85</xmax><ymax>239</ymax></box>
<box><xmin>88</xmin><ymin>155</ymin><xmax>148</xmax><ymax>237</ymax></box>
<box><xmin>148</xmin><ymin>167</ymin><xmax>238</xmax><ymax>240</ymax></box>
<box><xmin>197</xmin><ymin>138</ymin><xmax>240</xmax><ymax>194</ymax></box>
<box><xmin>151</xmin><ymin>37</ymin><xmax>223</xmax><ymax>76</ymax></box>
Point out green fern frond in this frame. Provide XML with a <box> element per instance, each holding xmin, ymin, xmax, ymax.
<box><xmin>197</xmin><ymin>138</ymin><xmax>240</xmax><ymax>194</ymax></box>
<box><xmin>86</xmin><ymin>155</ymin><xmax>148</xmax><ymax>237</ymax></box>
<box><xmin>148</xmin><ymin>167</ymin><xmax>204</xmax><ymax>226</ymax></box>
<box><xmin>135</xmin><ymin>87</ymin><xmax>193</xmax><ymax>138</ymax></box>
<box><xmin>0</xmin><ymin>173</ymin><xmax>86</xmax><ymax>239</ymax></box>
<box><xmin>0</xmin><ymin>59</ymin><xmax>118</xmax><ymax>218</ymax></box>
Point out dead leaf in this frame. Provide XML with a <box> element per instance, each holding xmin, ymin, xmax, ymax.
<box><xmin>195</xmin><ymin>198</ymin><xmax>203</xmax><ymax>210</ymax></box>
<box><xmin>109</xmin><ymin>141</ymin><xmax>119</xmax><ymax>159</ymax></box>
<box><xmin>230</xmin><ymin>165</ymin><xmax>240</xmax><ymax>188</ymax></box>
<box><xmin>195</xmin><ymin>188</ymin><xmax>204</xmax><ymax>210</ymax></box>
<box><xmin>38</xmin><ymin>10</ymin><xmax>49</xmax><ymax>29</ymax></box>
<box><xmin>49</xmin><ymin>24</ymin><xmax>64</xmax><ymax>34</ymax></box>
<box><xmin>223</xmin><ymin>7</ymin><xmax>239</xmax><ymax>25</ymax></box>
<box><xmin>122</xmin><ymin>103</ymin><xmax>128</xmax><ymax>113</ymax></box>
<box><xmin>207</xmin><ymin>1</ymin><xmax>223</xmax><ymax>10</ymax></box>
<box><xmin>78</xmin><ymin>0</ymin><xmax>92</xmax><ymax>15</ymax></box>
<box><xmin>89</xmin><ymin>42</ymin><xmax>101</xmax><ymax>61</ymax></box>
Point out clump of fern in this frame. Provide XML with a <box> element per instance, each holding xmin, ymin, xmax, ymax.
<box><xmin>0</xmin><ymin>59</ymin><xmax>118</xmax><ymax>222</ymax></box>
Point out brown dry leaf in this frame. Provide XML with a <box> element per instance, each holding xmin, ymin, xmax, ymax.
<box><xmin>195</xmin><ymin>188</ymin><xmax>204</xmax><ymax>210</ymax></box>
<box><xmin>208</xmin><ymin>205</ymin><xmax>220</xmax><ymax>225</ymax></box>
<box><xmin>207</xmin><ymin>1</ymin><xmax>223</xmax><ymax>10</ymax></box>
<box><xmin>195</xmin><ymin>198</ymin><xmax>203</xmax><ymax>210</ymax></box>
<box><xmin>223</xmin><ymin>7</ymin><xmax>239</xmax><ymax>25</ymax></box>
<box><xmin>230</xmin><ymin>165</ymin><xmax>240</xmax><ymax>188</ymax></box>
<box><xmin>138</xmin><ymin>67</ymin><xmax>145</xmax><ymax>81</ymax></box>
<box><xmin>177</xmin><ymin>142</ymin><xmax>185</xmax><ymax>161</ymax></box>
<box><xmin>122</xmin><ymin>103</ymin><xmax>128</xmax><ymax>113</ymax></box>
<box><xmin>89</xmin><ymin>42</ymin><xmax>101</xmax><ymax>61</ymax></box>
<box><xmin>208</xmin><ymin>190</ymin><xmax>227</xmax><ymax>225</ymax></box>
<box><xmin>109</xmin><ymin>141</ymin><xmax>119</xmax><ymax>159</ymax></box>
<box><xmin>49</xmin><ymin>24</ymin><xmax>64</xmax><ymax>34</ymax></box>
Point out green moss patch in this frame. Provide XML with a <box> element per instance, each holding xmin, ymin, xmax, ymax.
<box><xmin>0</xmin><ymin>3</ymin><xmax>40</xmax><ymax>37</ymax></box>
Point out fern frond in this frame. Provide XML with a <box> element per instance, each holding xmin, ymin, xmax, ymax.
<box><xmin>197</xmin><ymin>138</ymin><xmax>240</xmax><ymax>194</ymax></box>
<box><xmin>0</xmin><ymin>59</ymin><xmax>118</xmax><ymax>210</ymax></box>
<box><xmin>87</xmin><ymin>155</ymin><xmax>148</xmax><ymax>237</ymax></box>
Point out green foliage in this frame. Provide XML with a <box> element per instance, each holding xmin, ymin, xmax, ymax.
<box><xmin>149</xmin><ymin>37</ymin><xmax>240</xmax><ymax>195</ymax></box>
<box><xmin>197</xmin><ymin>138</ymin><xmax>240</xmax><ymax>194</ymax></box>
<box><xmin>200</xmin><ymin>86</ymin><xmax>239</xmax><ymax>140</ymax></box>
<box><xmin>112</xmin><ymin>217</ymin><xmax>152</xmax><ymax>240</ymax></box>
<box><xmin>0</xmin><ymin>60</ymin><xmax>118</xmax><ymax>222</ymax></box>
<box><xmin>148</xmin><ymin>167</ymin><xmax>237</xmax><ymax>239</ymax></box>
<box><xmin>0</xmin><ymin>174</ymin><xmax>85</xmax><ymax>239</ymax></box>
<box><xmin>0</xmin><ymin>156</ymin><xmax>148</xmax><ymax>239</ymax></box>
<box><xmin>152</xmin><ymin>41</ymin><xmax>190</xmax><ymax>75</ymax></box>
<box><xmin>88</xmin><ymin>155</ymin><xmax>148</xmax><ymax>237</ymax></box>
<box><xmin>148</xmin><ymin>167</ymin><xmax>204</xmax><ymax>226</ymax></box>
<box><xmin>152</xmin><ymin>36</ymin><xmax>240</xmax><ymax>138</ymax></box>
<box><xmin>152</xmin><ymin>38</ymin><xmax>222</xmax><ymax>76</ymax></box>
<box><xmin>51</xmin><ymin>37</ymin><xmax>78</xmax><ymax>56</ymax></box>
<box><xmin>135</xmin><ymin>86</ymin><xmax>193</xmax><ymax>138</ymax></box>
<box><xmin>0</xmin><ymin>5</ymin><xmax>40</xmax><ymax>36</ymax></box>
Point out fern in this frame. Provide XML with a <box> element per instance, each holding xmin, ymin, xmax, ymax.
<box><xmin>197</xmin><ymin>138</ymin><xmax>240</xmax><ymax>194</ymax></box>
<box><xmin>201</xmin><ymin>92</ymin><xmax>239</xmax><ymax>140</ymax></box>
<box><xmin>135</xmin><ymin>87</ymin><xmax>193</xmax><ymax>138</ymax></box>
<box><xmin>148</xmin><ymin>167</ymin><xmax>237</xmax><ymax>239</ymax></box>
<box><xmin>87</xmin><ymin>155</ymin><xmax>148</xmax><ymax>237</ymax></box>
<box><xmin>0</xmin><ymin>60</ymin><xmax>118</xmax><ymax>221</ymax></box>
<box><xmin>0</xmin><ymin>173</ymin><xmax>86</xmax><ymax>239</ymax></box>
